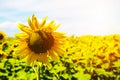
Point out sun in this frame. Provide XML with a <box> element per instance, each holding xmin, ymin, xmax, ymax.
<box><xmin>0</xmin><ymin>31</ymin><xmax>7</xmax><ymax>44</ymax></box>
<box><xmin>15</xmin><ymin>14</ymin><xmax>66</xmax><ymax>66</ymax></box>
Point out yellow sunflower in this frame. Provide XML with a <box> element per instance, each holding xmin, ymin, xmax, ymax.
<box><xmin>0</xmin><ymin>31</ymin><xmax>7</xmax><ymax>44</ymax></box>
<box><xmin>15</xmin><ymin>14</ymin><xmax>66</xmax><ymax>66</ymax></box>
<box><xmin>0</xmin><ymin>52</ymin><xmax>7</xmax><ymax>60</ymax></box>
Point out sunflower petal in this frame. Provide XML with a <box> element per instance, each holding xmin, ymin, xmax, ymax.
<box><xmin>48</xmin><ymin>50</ymin><xmax>58</xmax><ymax>61</ymax></box>
<box><xmin>27</xmin><ymin>53</ymin><xmax>36</xmax><ymax>65</ymax></box>
<box><xmin>54</xmin><ymin>48</ymin><xmax>64</xmax><ymax>56</ymax></box>
<box><xmin>18</xmin><ymin>23</ymin><xmax>31</xmax><ymax>34</ymax></box>
<box><xmin>52</xmin><ymin>24</ymin><xmax>60</xmax><ymax>31</ymax></box>
<box><xmin>32</xmin><ymin>14</ymin><xmax>39</xmax><ymax>30</ymax></box>
<box><xmin>14</xmin><ymin>33</ymin><xmax>29</xmax><ymax>39</ymax></box>
<box><xmin>39</xmin><ymin>16</ymin><xmax>48</xmax><ymax>29</ymax></box>
<box><xmin>28</xmin><ymin>16</ymin><xmax>37</xmax><ymax>31</ymax></box>
<box><xmin>52</xmin><ymin>32</ymin><xmax>66</xmax><ymax>39</ymax></box>
<box><xmin>45</xmin><ymin>20</ymin><xmax>54</xmax><ymax>28</ymax></box>
<box><xmin>38</xmin><ymin>53</ymin><xmax>50</xmax><ymax>67</ymax></box>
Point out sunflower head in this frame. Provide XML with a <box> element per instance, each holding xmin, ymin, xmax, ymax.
<box><xmin>15</xmin><ymin>14</ymin><xmax>66</xmax><ymax>67</ymax></box>
<box><xmin>0</xmin><ymin>31</ymin><xmax>7</xmax><ymax>44</ymax></box>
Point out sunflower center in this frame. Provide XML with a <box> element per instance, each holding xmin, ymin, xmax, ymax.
<box><xmin>0</xmin><ymin>34</ymin><xmax>4</xmax><ymax>40</ymax></box>
<box><xmin>28</xmin><ymin>31</ymin><xmax>54</xmax><ymax>53</ymax></box>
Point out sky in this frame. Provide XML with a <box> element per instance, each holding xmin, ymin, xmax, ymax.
<box><xmin>0</xmin><ymin>0</ymin><xmax>120</xmax><ymax>37</ymax></box>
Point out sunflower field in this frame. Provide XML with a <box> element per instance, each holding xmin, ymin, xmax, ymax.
<box><xmin>0</xmin><ymin>34</ymin><xmax>120</xmax><ymax>80</ymax></box>
<box><xmin>0</xmin><ymin>15</ymin><xmax>120</xmax><ymax>80</ymax></box>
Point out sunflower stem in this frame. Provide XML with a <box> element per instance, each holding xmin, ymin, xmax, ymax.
<box><xmin>37</xmin><ymin>65</ymin><xmax>40</xmax><ymax>80</ymax></box>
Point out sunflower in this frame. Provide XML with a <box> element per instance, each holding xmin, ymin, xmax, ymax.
<box><xmin>0</xmin><ymin>31</ymin><xmax>7</xmax><ymax>44</ymax></box>
<box><xmin>15</xmin><ymin>14</ymin><xmax>66</xmax><ymax>66</ymax></box>
<box><xmin>0</xmin><ymin>52</ymin><xmax>7</xmax><ymax>60</ymax></box>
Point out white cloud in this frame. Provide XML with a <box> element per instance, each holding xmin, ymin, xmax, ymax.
<box><xmin>58</xmin><ymin>19</ymin><xmax>120</xmax><ymax>36</ymax></box>
<box><xmin>0</xmin><ymin>0</ymin><xmax>120</xmax><ymax>36</ymax></box>
<box><xmin>0</xmin><ymin>21</ymin><xmax>20</xmax><ymax>37</ymax></box>
<box><xmin>0</xmin><ymin>21</ymin><xmax>18</xmax><ymax>29</ymax></box>
<box><xmin>0</xmin><ymin>0</ymin><xmax>39</xmax><ymax>11</ymax></box>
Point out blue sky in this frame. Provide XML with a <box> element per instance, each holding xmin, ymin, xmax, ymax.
<box><xmin>0</xmin><ymin>0</ymin><xmax>120</xmax><ymax>37</ymax></box>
